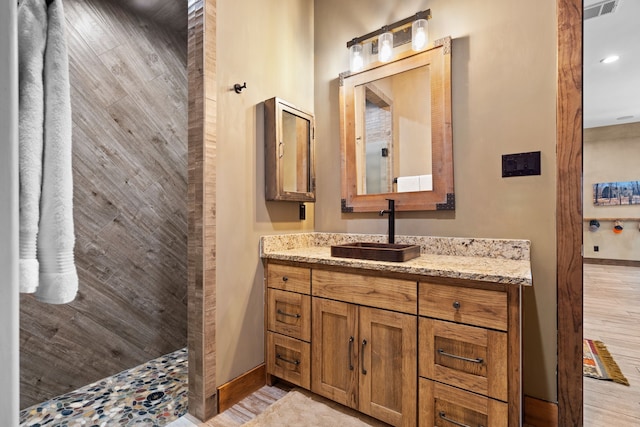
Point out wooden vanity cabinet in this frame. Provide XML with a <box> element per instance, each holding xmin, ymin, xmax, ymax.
<box><xmin>311</xmin><ymin>269</ymin><xmax>418</xmax><ymax>426</ymax></box>
<box><xmin>311</xmin><ymin>269</ymin><xmax>417</xmax><ymax>427</ymax></box>
<box><xmin>418</xmin><ymin>280</ymin><xmax>522</xmax><ymax>427</ymax></box>
<box><xmin>311</xmin><ymin>297</ymin><xmax>417</xmax><ymax>427</ymax></box>
<box><xmin>264</xmin><ymin>260</ymin><xmax>523</xmax><ymax>427</ymax></box>
<box><xmin>265</xmin><ymin>263</ymin><xmax>312</xmax><ymax>389</ymax></box>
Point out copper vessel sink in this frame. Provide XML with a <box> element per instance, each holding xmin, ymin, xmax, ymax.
<box><xmin>330</xmin><ymin>242</ymin><xmax>421</xmax><ymax>263</ymax></box>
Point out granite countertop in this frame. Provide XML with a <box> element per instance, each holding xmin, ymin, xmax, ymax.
<box><xmin>260</xmin><ymin>233</ymin><xmax>532</xmax><ymax>286</ymax></box>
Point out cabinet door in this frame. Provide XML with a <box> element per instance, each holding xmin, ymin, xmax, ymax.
<box><xmin>311</xmin><ymin>298</ymin><xmax>358</xmax><ymax>409</ymax></box>
<box><xmin>359</xmin><ymin>307</ymin><xmax>417</xmax><ymax>427</ymax></box>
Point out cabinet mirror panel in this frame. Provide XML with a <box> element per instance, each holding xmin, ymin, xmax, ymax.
<box><xmin>340</xmin><ymin>37</ymin><xmax>453</xmax><ymax>212</ymax></box>
<box><xmin>265</xmin><ymin>97</ymin><xmax>315</xmax><ymax>202</ymax></box>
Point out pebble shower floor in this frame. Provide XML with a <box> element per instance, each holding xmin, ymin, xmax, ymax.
<box><xmin>19</xmin><ymin>347</ymin><xmax>188</xmax><ymax>427</ymax></box>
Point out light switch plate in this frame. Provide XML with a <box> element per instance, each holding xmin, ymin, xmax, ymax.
<box><xmin>502</xmin><ymin>151</ymin><xmax>541</xmax><ymax>177</ymax></box>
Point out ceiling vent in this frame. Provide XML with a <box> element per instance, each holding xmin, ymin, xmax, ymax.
<box><xmin>584</xmin><ymin>0</ymin><xmax>619</xmax><ymax>20</ymax></box>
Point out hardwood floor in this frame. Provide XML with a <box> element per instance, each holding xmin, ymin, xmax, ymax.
<box><xmin>167</xmin><ymin>385</ymin><xmax>290</xmax><ymax>427</ymax></box>
<box><xmin>584</xmin><ymin>263</ymin><xmax>640</xmax><ymax>426</ymax></box>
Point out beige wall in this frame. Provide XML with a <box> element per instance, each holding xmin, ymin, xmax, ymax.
<box><xmin>314</xmin><ymin>0</ymin><xmax>558</xmax><ymax>401</ymax></box>
<box><xmin>216</xmin><ymin>0</ymin><xmax>315</xmax><ymax>385</ymax></box>
<box><xmin>584</xmin><ymin>123</ymin><xmax>640</xmax><ymax>261</ymax></box>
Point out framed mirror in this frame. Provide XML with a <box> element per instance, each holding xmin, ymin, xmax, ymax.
<box><xmin>264</xmin><ymin>97</ymin><xmax>315</xmax><ymax>202</ymax></box>
<box><xmin>340</xmin><ymin>37</ymin><xmax>453</xmax><ymax>212</ymax></box>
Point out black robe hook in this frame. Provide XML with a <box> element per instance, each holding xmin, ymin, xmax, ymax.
<box><xmin>233</xmin><ymin>82</ymin><xmax>247</xmax><ymax>93</ymax></box>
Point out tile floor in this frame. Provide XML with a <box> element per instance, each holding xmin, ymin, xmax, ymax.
<box><xmin>19</xmin><ymin>347</ymin><xmax>188</xmax><ymax>427</ymax></box>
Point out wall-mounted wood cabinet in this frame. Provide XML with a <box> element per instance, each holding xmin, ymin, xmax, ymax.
<box><xmin>264</xmin><ymin>97</ymin><xmax>315</xmax><ymax>202</ymax></box>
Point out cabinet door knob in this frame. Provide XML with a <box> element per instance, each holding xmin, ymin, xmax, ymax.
<box><xmin>282</xmin><ymin>276</ymin><xmax>288</xmax><ymax>282</ymax></box>
<box><xmin>452</xmin><ymin>301</ymin><xmax>461</xmax><ymax>310</ymax></box>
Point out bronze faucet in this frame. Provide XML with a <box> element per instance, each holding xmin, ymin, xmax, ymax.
<box><xmin>379</xmin><ymin>199</ymin><xmax>395</xmax><ymax>244</ymax></box>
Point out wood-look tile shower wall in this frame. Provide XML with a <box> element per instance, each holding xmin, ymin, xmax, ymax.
<box><xmin>19</xmin><ymin>0</ymin><xmax>188</xmax><ymax>409</ymax></box>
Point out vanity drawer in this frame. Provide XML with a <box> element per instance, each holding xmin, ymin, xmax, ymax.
<box><xmin>268</xmin><ymin>289</ymin><xmax>311</xmax><ymax>341</ymax></box>
<box><xmin>312</xmin><ymin>269</ymin><xmax>417</xmax><ymax>314</ymax></box>
<box><xmin>267</xmin><ymin>332</ymin><xmax>310</xmax><ymax>389</ymax></box>
<box><xmin>419</xmin><ymin>318</ymin><xmax>507</xmax><ymax>401</ymax></box>
<box><xmin>419</xmin><ymin>282</ymin><xmax>508</xmax><ymax>331</ymax></box>
<box><xmin>267</xmin><ymin>263</ymin><xmax>311</xmax><ymax>294</ymax></box>
<box><xmin>419</xmin><ymin>378</ymin><xmax>508</xmax><ymax>427</ymax></box>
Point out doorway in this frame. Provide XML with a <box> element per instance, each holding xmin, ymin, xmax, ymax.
<box><xmin>582</xmin><ymin>1</ymin><xmax>640</xmax><ymax>424</ymax></box>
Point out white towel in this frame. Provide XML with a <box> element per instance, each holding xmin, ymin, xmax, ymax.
<box><xmin>396</xmin><ymin>175</ymin><xmax>420</xmax><ymax>192</ymax></box>
<box><xmin>19</xmin><ymin>0</ymin><xmax>78</xmax><ymax>304</ymax></box>
<box><xmin>418</xmin><ymin>174</ymin><xmax>433</xmax><ymax>191</ymax></box>
<box><xmin>18</xmin><ymin>0</ymin><xmax>48</xmax><ymax>294</ymax></box>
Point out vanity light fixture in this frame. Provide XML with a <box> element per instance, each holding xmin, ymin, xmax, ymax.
<box><xmin>349</xmin><ymin>42</ymin><xmax>364</xmax><ymax>72</ymax></box>
<box><xmin>346</xmin><ymin>9</ymin><xmax>431</xmax><ymax>69</ymax></box>
<box><xmin>600</xmin><ymin>55</ymin><xmax>619</xmax><ymax>64</ymax></box>
<box><xmin>411</xmin><ymin>17</ymin><xmax>428</xmax><ymax>51</ymax></box>
<box><xmin>378</xmin><ymin>29</ymin><xmax>394</xmax><ymax>62</ymax></box>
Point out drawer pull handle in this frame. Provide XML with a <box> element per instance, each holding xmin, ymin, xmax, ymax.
<box><xmin>276</xmin><ymin>309</ymin><xmax>301</xmax><ymax>319</ymax></box>
<box><xmin>348</xmin><ymin>336</ymin><xmax>354</xmax><ymax>371</ymax></box>
<box><xmin>361</xmin><ymin>339</ymin><xmax>367</xmax><ymax>375</ymax></box>
<box><xmin>452</xmin><ymin>301</ymin><xmax>461</xmax><ymax>310</ymax></box>
<box><xmin>282</xmin><ymin>276</ymin><xmax>289</xmax><ymax>282</ymax></box>
<box><xmin>438</xmin><ymin>411</ymin><xmax>484</xmax><ymax>427</ymax></box>
<box><xmin>276</xmin><ymin>353</ymin><xmax>300</xmax><ymax>366</ymax></box>
<box><xmin>437</xmin><ymin>348</ymin><xmax>484</xmax><ymax>364</ymax></box>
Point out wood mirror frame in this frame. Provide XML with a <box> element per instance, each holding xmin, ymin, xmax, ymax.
<box><xmin>339</xmin><ymin>36</ymin><xmax>453</xmax><ymax>213</ymax></box>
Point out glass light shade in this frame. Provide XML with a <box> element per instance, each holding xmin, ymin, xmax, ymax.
<box><xmin>411</xmin><ymin>19</ymin><xmax>428</xmax><ymax>51</ymax></box>
<box><xmin>378</xmin><ymin>31</ymin><xmax>394</xmax><ymax>62</ymax></box>
<box><xmin>350</xmin><ymin>44</ymin><xmax>364</xmax><ymax>72</ymax></box>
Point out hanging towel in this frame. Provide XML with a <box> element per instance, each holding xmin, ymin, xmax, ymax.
<box><xmin>36</xmin><ymin>0</ymin><xmax>78</xmax><ymax>304</ymax></box>
<box><xmin>18</xmin><ymin>0</ymin><xmax>48</xmax><ymax>294</ymax></box>
<box><xmin>19</xmin><ymin>0</ymin><xmax>78</xmax><ymax>304</ymax></box>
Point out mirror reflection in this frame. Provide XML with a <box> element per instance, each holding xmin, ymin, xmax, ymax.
<box><xmin>356</xmin><ymin>66</ymin><xmax>432</xmax><ymax>194</ymax></box>
<box><xmin>281</xmin><ymin>110</ymin><xmax>311</xmax><ymax>193</ymax></box>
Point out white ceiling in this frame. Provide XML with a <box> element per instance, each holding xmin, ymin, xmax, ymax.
<box><xmin>584</xmin><ymin>0</ymin><xmax>640</xmax><ymax>128</ymax></box>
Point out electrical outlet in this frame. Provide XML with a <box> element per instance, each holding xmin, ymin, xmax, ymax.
<box><xmin>594</xmin><ymin>246</ymin><xmax>599</xmax><ymax>252</ymax></box>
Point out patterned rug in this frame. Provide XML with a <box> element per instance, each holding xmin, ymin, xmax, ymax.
<box><xmin>19</xmin><ymin>347</ymin><xmax>188</xmax><ymax>426</ymax></box>
<box><xmin>242</xmin><ymin>389</ymin><xmax>387</xmax><ymax>427</ymax></box>
<box><xmin>583</xmin><ymin>339</ymin><xmax>629</xmax><ymax>386</ymax></box>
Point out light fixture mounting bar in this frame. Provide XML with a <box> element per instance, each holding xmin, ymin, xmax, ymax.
<box><xmin>346</xmin><ymin>9</ymin><xmax>431</xmax><ymax>48</ymax></box>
